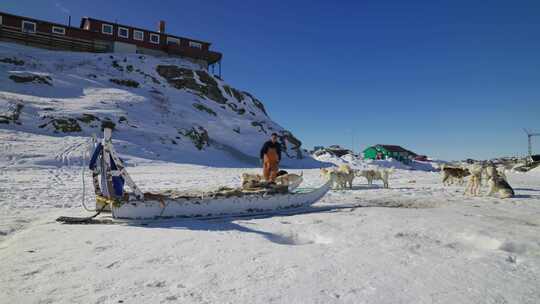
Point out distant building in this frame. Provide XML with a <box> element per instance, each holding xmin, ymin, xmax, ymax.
<box><xmin>363</xmin><ymin>144</ymin><xmax>418</xmax><ymax>163</ymax></box>
<box><xmin>0</xmin><ymin>11</ymin><xmax>222</xmax><ymax>71</ymax></box>
<box><xmin>313</xmin><ymin>145</ymin><xmax>353</xmax><ymax>157</ymax></box>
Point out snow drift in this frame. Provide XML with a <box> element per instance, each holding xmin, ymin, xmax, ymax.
<box><xmin>314</xmin><ymin>152</ymin><xmax>439</xmax><ymax>171</ymax></box>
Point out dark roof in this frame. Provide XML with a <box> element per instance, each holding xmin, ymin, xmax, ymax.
<box><xmin>80</xmin><ymin>17</ymin><xmax>211</xmax><ymax>45</ymax></box>
<box><xmin>375</xmin><ymin>144</ymin><xmax>417</xmax><ymax>156</ymax></box>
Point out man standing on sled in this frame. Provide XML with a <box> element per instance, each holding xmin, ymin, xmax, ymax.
<box><xmin>260</xmin><ymin>133</ymin><xmax>282</xmax><ymax>183</ymax></box>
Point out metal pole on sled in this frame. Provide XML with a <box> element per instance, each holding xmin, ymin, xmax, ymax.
<box><xmin>102</xmin><ymin>127</ymin><xmax>144</xmax><ymax>201</ymax></box>
<box><xmin>55</xmin><ymin>127</ymin><xmax>143</xmax><ymax>223</ymax></box>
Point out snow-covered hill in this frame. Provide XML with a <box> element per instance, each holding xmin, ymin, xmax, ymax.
<box><xmin>0</xmin><ymin>42</ymin><xmax>320</xmax><ymax>168</ymax></box>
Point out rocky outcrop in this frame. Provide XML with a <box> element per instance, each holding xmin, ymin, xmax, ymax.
<box><xmin>109</xmin><ymin>78</ymin><xmax>140</xmax><ymax>88</ymax></box>
<box><xmin>193</xmin><ymin>103</ymin><xmax>217</xmax><ymax>116</ymax></box>
<box><xmin>9</xmin><ymin>74</ymin><xmax>51</xmax><ymax>85</ymax></box>
<box><xmin>226</xmin><ymin>103</ymin><xmax>246</xmax><ymax>115</ymax></box>
<box><xmin>179</xmin><ymin>126</ymin><xmax>209</xmax><ymax>150</ymax></box>
<box><xmin>39</xmin><ymin>117</ymin><xmax>81</xmax><ymax>133</ymax></box>
<box><xmin>223</xmin><ymin>85</ymin><xmax>245</xmax><ymax>102</ymax></box>
<box><xmin>0</xmin><ymin>57</ymin><xmax>24</xmax><ymax>66</ymax></box>
<box><xmin>280</xmin><ymin>130</ymin><xmax>303</xmax><ymax>159</ymax></box>
<box><xmin>156</xmin><ymin>65</ymin><xmax>227</xmax><ymax>104</ymax></box>
<box><xmin>0</xmin><ymin>103</ymin><xmax>23</xmax><ymax>125</ymax></box>
<box><xmin>242</xmin><ymin>91</ymin><xmax>268</xmax><ymax>117</ymax></box>
<box><xmin>251</xmin><ymin>121</ymin><xmax>267</xmax><ymax>134</ymax></box>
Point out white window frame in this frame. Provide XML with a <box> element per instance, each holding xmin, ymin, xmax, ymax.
<box><xmin>118</xmin><ymin>27</ymin><xmax>129</xmax><ymax>39</ymax></box>
<box><xmin>149</xmin><ymin>33</ymin><xmax>160</xmax><ymax>44</ymax></box>
<box><xmin>166</xmin><ymin>37</ymin><xmax>180</xmax><ymax>46</ymax></box>
<box><xmin>51</xmin><ymin>26</ymin><xmax>65</xmax><ymax>35</ymax></box>
<box><xmin>102</xmin><ymin>23</ymin><xmax>113</xmax><ymax>35</ymax></box>
<box><xmin>22</xmin><ymin>20</ymin><xmax>36</xmax><ymax>33</ymax></box>
<box><xmin>133</xmin><ymin>30</ymin><xmax>144</xmax><ymax>41</ymax></box>
<box><xmin>189</xmin><ymin>41</ymin><xmax>202</xmax><ymax>49</ymax></box>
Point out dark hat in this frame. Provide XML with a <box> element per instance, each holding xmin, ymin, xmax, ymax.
<box><xmin>271</xmin><ymin>132</ymin><xmax>278</xmax><ymax>136</ymax></box>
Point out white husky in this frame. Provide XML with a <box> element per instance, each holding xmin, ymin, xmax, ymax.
<box><xmin>338</xmin><ymin>165</ymin><xmax>355</xmax><ymax>189</ymax></box>
<box><xmin>486</xmin><ymin>167</ymin><xmax>514</xmax><ymax>198</ymax></box>
<box><xmin>484</xmin><ymin>165</ymin><xmax>507</xmax><ymax>182</ymax></box>
<box><xmin>356</xmin><ymin>168</ymin><xmax>393</xmax><ymax>188</ymax></box>
<box><xmin>275</xmin><ymin>173</ymin><xmax>303</xmax><ymax>190</ymax></box>
<box><xmin>241</xmin><ymin>172</ymin><xmax>303</xmax><ymax>190</ymax></box>
<box><xmin>320</xmin><ymin>167</ymin><xmax>352</xmax><ymax>190</ymax></box>
<box><xmin>241</xmin><ymin>173</ymin><xmax>263</xmax><ymax>187</ymax></box>
<box><xmin>464</xmin><ymin>164</ymin><xmax>483</xmax><ymax>196</ymax></box>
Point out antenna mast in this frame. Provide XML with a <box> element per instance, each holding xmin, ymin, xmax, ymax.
<box><xmin>523</xmin><ymin>128</ymin><xmax>540</xmax><ymax>161</ymax></box>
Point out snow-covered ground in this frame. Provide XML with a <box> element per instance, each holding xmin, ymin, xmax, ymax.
<box><xmin>1</xmin><ymin>131</ymin><xmax>540</xmax><ymax>304</ymax></box>
<box><xmin>1</xmin><ymin>42</ymin><xmax>539</xmax><ymax>303</ymax></box>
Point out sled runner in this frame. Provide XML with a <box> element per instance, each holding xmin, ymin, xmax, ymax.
<box><xmin>59</xmin><ymin>128</ymin><xmax>331</xmax><ymax>221</ymax></box>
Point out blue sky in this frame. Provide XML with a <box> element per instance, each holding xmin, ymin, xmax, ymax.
<box><xmin>3</xmin><ymin>0</ymin><xmax>540</xmax><ymax>160</ymax></box>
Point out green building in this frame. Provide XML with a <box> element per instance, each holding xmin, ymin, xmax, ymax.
<box><xmin>363</xmin><ymin>144</ymin><xmax>417</xmax><ymax>164</ymax></box>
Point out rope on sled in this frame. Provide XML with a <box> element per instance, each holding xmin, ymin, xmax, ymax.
<box><xmin>81</xmin><ymin>136</ymin><xmax>97</xmax><ymax>212</ymax></box>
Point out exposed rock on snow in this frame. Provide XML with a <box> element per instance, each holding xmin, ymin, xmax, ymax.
<box><xmin>179</xmin><ymin>126</ymin><xmax>209</xmax><ymax>150</ymax></box>
<box><xmin>0</xmin><ymin>102</ymin><xmax>23</xmax><ymax>124</ymax></box>
<box><xmin>156</xmin><ymin>65</ymin><xmax>227</xmax><ymax>104</ymax></box>
<box><xmin>0</xmin><ymin>57</ymin><xmax>24</xmax><ymax>66</ymax></box>
<box><xmin>109</xmin><ymin>78</ymin><xmax>140</xmax><ymax>88</ymax></box>
<box><xmin>38</xmin><ymin>116</ymin><xmax>82</xmax><ymax>133</ymax></box>
<box><xmin>9</xmin><ymin>73</ymin><xmax>52</xmax><ymax>85</ymax></box>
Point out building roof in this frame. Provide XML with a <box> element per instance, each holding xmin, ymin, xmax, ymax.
<box><xmin>375</xmin><ymin>144</ymin><xmax>418</xmax><ymax>156</ymax></box>
<box><xmin>80</xmin><ymin>17</ymin><xmax>211</xmax><ymax>45</ymax></box>
<box><xmin>1</xmin><ymin>11</ymin><xmax>81</xmax><ymax>30</ymax></box>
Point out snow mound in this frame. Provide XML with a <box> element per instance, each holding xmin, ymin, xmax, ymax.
<box><xmin>313</xmin><ymin>152</ymin><xmax>438</xmax><ymax>171</ymax></box>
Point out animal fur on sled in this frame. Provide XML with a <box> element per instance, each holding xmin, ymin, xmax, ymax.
<box><xmin>241</xmin><ymin>172</ymin><xmax>302</xmax><ymax>189</ymax></box>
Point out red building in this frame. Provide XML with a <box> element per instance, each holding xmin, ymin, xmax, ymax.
<box><xmin>0</xmin><ymin>11</ymin><xmax>222</xmax><ymax>71</ymax></box>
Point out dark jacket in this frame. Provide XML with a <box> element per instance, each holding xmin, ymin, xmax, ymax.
<box><xmin>260</xmin><ymin>140</ymin><xmax>282</xmax><ymax>161</ymax></box>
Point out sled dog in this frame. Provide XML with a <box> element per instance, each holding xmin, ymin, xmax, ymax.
<box><xmin>275</xmin><ymin>173</ymin><xmax>303</xmax><ymax>189</ymax></box>
<box><xmin>441</xmin><ymin>165</ymin><xmax>470</xmax><ymax>186</ymax></box>
<box><xmin>320</xmin><ymin>168</ymin><xmax>348</xmax><ymax>190</ymax></box>
<box><xmin>487</xmin><ymin>170</ymin><xmax>514</xmax><ymax>198</ymax></box>
<box><xmin>329</xmin><ymin>170</ymin><xmax>349</xmax><ymax>189</ymax></box>
<box><xmin>464</xmin><ymin>164</ymin><xmax>483</xmax><ymax>196</ymax></box>
<box><xmin>337</xmin><ymin>165</ymin><xmax>355</xmax><ymax>189</ymax></box>
<box><xmin>356</xmin><ymin>168</ymin><xmax>393</xmax><ymax>188</ymax></box>
<box><xmin>241</xmin><ymin>173</ymin><xmax>263</xmax><ymax>187</ymax></box>
<box><xmin>484</xmin><ymin>165</ymin><xmax>507</xmax><ymax>182</ymax></box>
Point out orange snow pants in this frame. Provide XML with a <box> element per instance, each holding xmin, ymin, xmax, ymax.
<box><xmin>263</xmin><ymin>148</ymin><xmax>279</xmax><ymax>182</ymax></box>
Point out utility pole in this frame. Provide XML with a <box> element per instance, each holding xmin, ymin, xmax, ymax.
<box><xmin>350</xmin><ymin>128</ymin><xmax>355</xmax><ymax>155</ymax></box>
<box><xmin>523</xmin><ymin>128</ymin><xmax>540</xmax><ymax>162</ymax></box>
